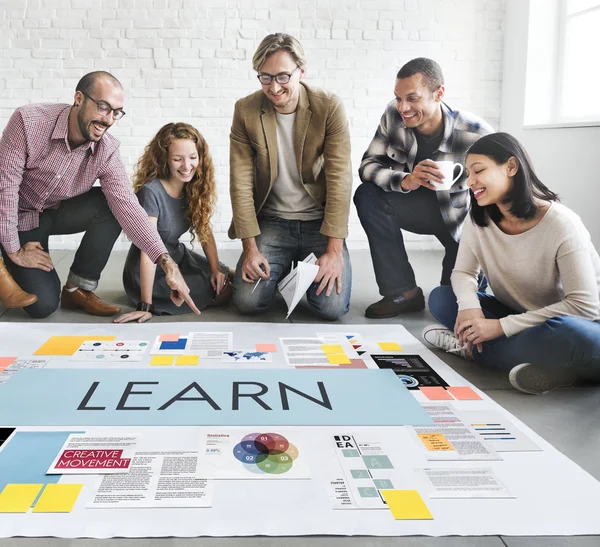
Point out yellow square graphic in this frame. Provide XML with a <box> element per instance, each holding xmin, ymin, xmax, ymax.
<box><xmin>0</xmin><ymin>484</ymin><xmax>43</xmax><ymax>513</ymax></box>
<box><xmin>150</xmin><ymin>355</ymin><xmax>174</xmax><ymax>366</ymax></box>
<box><xmin>378</xmin><ymin>342</ymin><xmax>403</xmax><ymax>351</ymax></box>
<box><xmin>381</xmin><ymin>490</ymin><xmax>433</xmax><ymax>520</ymax></box>
<box><xmin>32</xmin><ymin>484</ymin><xmax>83</xmax><ymax>513</ymax></box>
<box><xmin>176</xmin><ymin>355</ymin><xmax>199</xmax><ymax>366</ymax></box>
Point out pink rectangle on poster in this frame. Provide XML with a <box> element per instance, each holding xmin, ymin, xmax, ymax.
<box><xmin>419</xmin><ymin>387</ymin><xmax>454</xmax><ymax>400</ymax></box>
<box><xmin>446</xmin><ymin>386</ymin><xmax>483</xmax><ymax>400</ymax></box>
<box><xmin>0</xmin><ymin>357</ymin><xmax>16</xmax><ymax>369</ymax></box>
<box><xmin>256</xmin><ymin>344</ymin><xmax>277</xmax><ymax>353</ymax></box>
<box><xmin>159</xmin><ymin>334</ymin><xmax>180</xmax><ymax>342</ymax></box>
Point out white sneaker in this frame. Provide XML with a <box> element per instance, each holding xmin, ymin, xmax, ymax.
<box><xmin>422</xmin><ymin>324</ymin><xmax>469</xmax><ymax>359</ymax></box>
<box><xmin>508</xmin><ymin>363</ymin><xmax>577</xmax><ymax>395</ymax></box>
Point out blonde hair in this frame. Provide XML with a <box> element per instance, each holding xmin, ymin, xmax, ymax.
<box><xmin>133</xmin><ymin>122</ymin><xmax>216</xmax><ymax>246</ymax></box>
<box><xmin>252</xmin><ymin>33</ymin><xmax>307</xmax><ymax>72</ymax></box>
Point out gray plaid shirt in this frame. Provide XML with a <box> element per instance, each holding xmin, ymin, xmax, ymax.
<box><xmin>358</xmin><ymin>101</ymin><xmax>494</xmax><ymax>241</ymax></box>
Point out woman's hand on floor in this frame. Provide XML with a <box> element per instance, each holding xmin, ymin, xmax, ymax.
<box><xmin>113</xmin><ymin>311</ymin><xmax>152</xmax><ymax>324</ymax></box>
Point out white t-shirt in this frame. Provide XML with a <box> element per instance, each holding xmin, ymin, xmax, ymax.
<box><xmin>260</xmin><ymin>111</ymin><xmax>324</xmax><ymax>221</ymax></box>
<box><xmin>451</xmin><ymin>202</ymin><xmax>600</xmax><ymax>337</ymax></box>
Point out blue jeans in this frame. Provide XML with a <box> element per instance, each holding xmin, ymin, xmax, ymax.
<box><xmin>428</xmin><ymin>285</ymin><xmax>600</xmax><ymax>381</ymax></box>
<box><xmin>233</xmin><ymin>217</ymin><xmax>352</xmax><ymax>321</ymax></box>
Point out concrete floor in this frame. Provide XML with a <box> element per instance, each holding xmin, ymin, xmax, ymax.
<box><xmin>1</xmin><ymin>249</ymin><xmax>599</xmax><ymax>547</ymax></box>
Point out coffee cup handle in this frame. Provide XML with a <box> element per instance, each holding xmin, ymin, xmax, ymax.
<box><xmin>452</xmin><ymin>163</ymin><xmax>464</xmax><ymax>183</ymax></box>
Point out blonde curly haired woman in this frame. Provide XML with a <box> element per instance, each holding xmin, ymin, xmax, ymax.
<box><xmin>115</xmin><ymin>122</ymin><xmax>232</xmax><ymax>323</ymax></box>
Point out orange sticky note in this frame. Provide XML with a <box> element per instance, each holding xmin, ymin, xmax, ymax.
<box><xmin>418</xmin><ymin>433</ymin><xmax>454</xmax><ymax>451</ymax></box>
<box><xmin>0</xmin><ymin>357</ymin><xmax>17</xmax><ymax>369</ymax></box>
<box><xmin>446</xmin><ymin>386</ymin><xmax>483</xmax><ymax>400</ymax></box>
<box><xmin>256</xmin><ymin>344</ymin><xmax>277</xmax><ymax>353</ymax></box>
<box><xmin>0</xmin><ymin>484</ymin><xmax>43</xmax><ymax>513</ymax></box>
<box><xmin>159</xmin><ymin>334</ymin><xmax>180</xmax><ymax>342</ymax></box>
<box><xmin>419</xmin><ymin>387</ymin><xmax>454</xmax><ymax>400</ymax></box>
<box><xmin>32</xmin><ymin>484</ymin><xmax>82</xmax><ymax>513</ymax></box>
<box><xmin>175</xmin><ymin>355</ymin><xmax>198</xmax><ymax>366</ymax></box>
<box><xmin>378</xmin><ymin>342</ymin><xmax>403</xmax><ymax>351</ymax></box>
<box><xmin>326</xmin><ymin>353</ymin><xmax>351</xmax><ymax>365</ymax></box>
<box><xmin>380</xmin><ymin>490</ymin><xmax>433</xmax><ymax>520</ymax></box>
<box><xmin>150</xmin><ymin>355</ymin><xmax>174</xmax><ymax>366</ymax></box>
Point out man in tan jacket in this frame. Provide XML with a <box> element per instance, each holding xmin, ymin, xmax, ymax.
<box><xmin>229</xmin><ymin>33</ymin><xmax>353</xmax><ymax>320</ymax></box>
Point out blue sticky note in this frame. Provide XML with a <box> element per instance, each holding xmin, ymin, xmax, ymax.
<box><xmin>0</xmin><ymin>369</ymin><xmax>432</xmax><ymax>427</ymax></box>
<box><xmin>159</xmin><ymin>339</ymin><xmax>187</xmax><ymax>350</ymax></box>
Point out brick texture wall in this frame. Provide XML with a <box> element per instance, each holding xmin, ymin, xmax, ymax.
<box><xmin>0</xmin><ymin>0</ymin><xmax>505</xmax><ymax>251</ymax></box>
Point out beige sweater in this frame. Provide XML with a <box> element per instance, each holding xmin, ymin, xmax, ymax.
<box><xmin>451</xmin><ymin>202</ymin><xmax>600</xmax><ymax>337</ymax></box>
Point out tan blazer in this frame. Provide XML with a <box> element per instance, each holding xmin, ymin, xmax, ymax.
<box><xmin>228</xmin><ymin>82</ymin><xmax>352</xmax><ymax>240</ymax></box>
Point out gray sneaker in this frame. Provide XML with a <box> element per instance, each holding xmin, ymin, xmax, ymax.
<box><xmin>508</xmin><ymin>363</ymin><xmax>577</xmax><ymax>395</ymax></box>
<box><xmin>422</xmin><ymin>324</ymin><xmax>470</xmax><ymax>359</ymax></box>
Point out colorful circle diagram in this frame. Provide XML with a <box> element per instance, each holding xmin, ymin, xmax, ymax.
<box><xmin>233</xmin><ymin>432</ymin><xmax>299</xmax><ymax>475</ymax></box>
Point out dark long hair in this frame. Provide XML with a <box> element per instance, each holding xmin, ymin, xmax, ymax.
<box><xmin>467</xmin><ymin>133</ymin><xmax>559</xmax><ymax>227</ymax></box>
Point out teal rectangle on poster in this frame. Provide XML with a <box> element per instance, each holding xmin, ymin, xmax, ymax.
<box><xmin>0</xmin><ymin>369</ymin><xmax>432</xmax><ymax>427</ymax></box>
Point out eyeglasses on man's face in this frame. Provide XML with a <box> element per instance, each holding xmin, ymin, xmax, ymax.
<box><xmin>81</xmin><ymin>92</ymin><xmax>126</xmax><ymax>120</ymax></box>
<box><xmin>257</xmin><ymin>66</ymin><xmax>300</xmax><ymax>86</ymax></box>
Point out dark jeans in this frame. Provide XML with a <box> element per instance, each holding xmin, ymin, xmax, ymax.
<box><xmin>354</xmin><ymin>182</ymin><xmax>460</xmax><ymax>297</ymax></box>
<box><xmin>428</xmin><ymin>285</ymin><xmax>600</xmax><ymax>382</ymax></box>
<box><xmin>4</xmin><ymin>188</ymin><xmax>122</xmax><ymax>318</ymax></box>
<box><xmin>233</xmin><ymin>216</ymin><xmax>352</xmax><ymax>321</ymax></box>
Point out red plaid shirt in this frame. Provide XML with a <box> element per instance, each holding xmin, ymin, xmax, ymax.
<box><xmin>0</xmin><ymin>103</ymin><xmax>166</xmax><ymax>262</ymax></box>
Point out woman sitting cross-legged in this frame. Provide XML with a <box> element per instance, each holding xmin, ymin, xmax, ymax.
<box><xmin>115</xmin><ymin>122</ymin><xmax>232</xmax><ymax>324</ymax></box>
<box><xmin>423</xmin><ymin>132</ymin><xmax>600</xmax><ymax>395</ymax></box>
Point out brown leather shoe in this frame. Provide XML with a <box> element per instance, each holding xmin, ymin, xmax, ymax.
<box><xmin>365</xmin><ymin>287</ymin><xmax>425</xmax><ymax>318</ymax></box>
<box><xmin>0</xmin><ymin>257</ymin><xmax>38</xmax><ymax>308</ymax></box>
<box><xmin>60</xmin><ymin>287</ymin><xmax>121</xmax><ymax>316</ymax></box>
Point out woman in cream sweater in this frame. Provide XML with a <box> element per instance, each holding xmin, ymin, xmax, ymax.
<box><xmin>423</xmin><ymin>132</ymin><xmax>600</xmax><ymax>395</ymax></box>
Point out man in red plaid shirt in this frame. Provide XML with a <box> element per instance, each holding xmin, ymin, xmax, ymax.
<box><xmin>0</xmin><ymin>71</ymin><xmax>200</xmax><ymax>318</ymax></box>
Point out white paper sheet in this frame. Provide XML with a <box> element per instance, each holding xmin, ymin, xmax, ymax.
<box><xmin>196</xmin><ymin>430</ymin><xmax>310</xmax><ymax>480</ymax></box>
<box><xmin>458</xmin><ymin>410</ymin><xmax>542</xmax><ymax>452</ymax></box>
<box><xmin>411</xmin><ymin>404</ymin><xmax>501</xmax><ymax>461</ymax></box>
<box><xmin>0</xmin><ymin>358</ymin><xmax>49</xmax><ymax>385</ymax></box>
<box><xmin>47</xmin><ymin>434</ymin><xmax>139</xmax><ymax>474</ymax></box>
<box><xmin>416</xmin><ymin>467</ymin><xmax>514</xmax><ymax>498</ymax></box>
<box><xmin>328</xmin><ymin>433</ymin><xmax>405</xmax><ymax>509</ymax></box>
<box><xmin>88</xmin><ymin>450</ymin><xmax>212</xmax><ymax>508</ymax></box>
<box><xmin>187</xmin><ymin>332</ymin><xmax>233</xmax><ymax>358</ymax></box>
<box><xmin>71</xmin><ymin>341</ymin><xmax>148</xmax><ymax>362</ymax></box>
<box><xmin>279</xmin><ymin>337</ymin><xmax>332</xmax><ymax>367</ymax></box>
<box><xmin>277</xmin><ymin>253</ymin><xmax>319</xmax><ymax>318</ymax></box>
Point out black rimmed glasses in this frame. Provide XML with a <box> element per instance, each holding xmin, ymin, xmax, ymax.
<box><xmin>81</xmin><ymin>92</ymin><xmax>126</xmax><ymax>120</ymax></box>
<box><xmin>257</xmin><ymin>66</ymin><xmax>300</xmax><ymax>85</ymax></box>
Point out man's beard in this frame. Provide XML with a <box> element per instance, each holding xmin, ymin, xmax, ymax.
<box><xmin>77</xmin><ymin>110</ymin><xmax>107</xmax><ymax>142</ymax></box>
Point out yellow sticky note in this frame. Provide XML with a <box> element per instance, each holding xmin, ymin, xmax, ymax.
<box><xmin>418</xmin><ymin>433</ymin><xmax>454</xmax><ymax>451</ymax></box>
<box><xmin>34</xmin><ymin>336</ymin><xmax>115</xmax><ymax>356</ymax></box>
<box><xmin>0</xmin><ymin>484</ymin><xmax>43</xmax><ymax>513</ymax></box>
<box><xmin>381</xmin><ymin>490</ymin><xmax>433</xmax><ymax>520</ymax></box>
<box><xmin>326</xmin><ymin>353</ymin><xmax>351</xmax><ymax>365</ymax></box>
<box><xmin>321</xmin><ymin>344</ymin><xmax>344</xmax><ymax>354</ymax></box>
<box><xmin>150</xmin><ymin>355</ymin><xmax>174</xmax><ymax>366</ymax></box>
<box><xmin>176</xmin><ymin>355</ymin><xmax>199</xmax><ymax>366</ymax></box>
<box><xmin>378</xmin><ymin>342</ymin><xmax>403</xmax><ymax>351</ymax></box>
<box><xmin>32</xmin><ymin>484</ymin><xmax>82</xmax><ymax>513</ymax></box>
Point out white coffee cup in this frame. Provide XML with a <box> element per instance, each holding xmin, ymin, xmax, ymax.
<box><xmin>432</xmin><ymin>161</ymin><xmax>464</xmax><ymax>191</ymax></box>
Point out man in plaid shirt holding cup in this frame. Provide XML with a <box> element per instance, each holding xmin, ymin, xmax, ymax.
<box><xmin>354</xmin><ymin>58</ymin><xmax>493</xmax><ymax>319</ymax></box>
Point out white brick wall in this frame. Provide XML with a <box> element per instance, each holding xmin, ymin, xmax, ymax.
<box><xmin>0</xmin><ymin>0</ymin><xmax>505</xmax><ymax>252</ymax></box>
